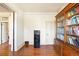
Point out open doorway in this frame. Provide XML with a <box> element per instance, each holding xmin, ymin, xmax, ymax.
<box><xmin>1</xmin><ymin>20</ymin><xmax>9</xmax><ymax>44</ymax></box>
<box><xmin>45</xmin><ymin>21</ymin><xmax>54</xmax><ymax>45</ymax></box>
<box><xmin>0</xmin><ymin>13</ymin><xmax>14</xmax><ymax>55</ymax></box>
<box><xmin>0</xmin><ymin>4</ymin><xmax>15</xmax><ymax>55</ymax></box>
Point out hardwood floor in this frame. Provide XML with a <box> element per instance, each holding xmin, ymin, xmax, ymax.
<box><xmin>0</xmin><ymin>42</ymin><xmax>59</xmax><ymax>56</ymax></box>
<box><xmin>14</xmin><ymin>45</ymin><xmax>59</xmax><ymax>56</ymax></box>
<box><xmin>0</xmin><ymin>41</ymin><xmax>12</xmax><ymax>56</ymax></box>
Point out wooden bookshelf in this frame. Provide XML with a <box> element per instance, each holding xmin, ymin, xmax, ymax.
<box><xmin>55</xmin><ymin>3</ymin><xmax>79</xmax><ymax>56</ymax></box>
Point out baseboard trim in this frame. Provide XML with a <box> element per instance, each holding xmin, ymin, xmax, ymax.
<box><xmin>15</xmin><ymin>42</ymin><xmax>25</xmax><ymax>51</ymax></box>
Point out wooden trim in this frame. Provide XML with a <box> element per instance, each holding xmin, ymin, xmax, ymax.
<box><xmin>56</xmin><ymin>3</ymin><xmax>76</xmax><ymax>18</ymax></box>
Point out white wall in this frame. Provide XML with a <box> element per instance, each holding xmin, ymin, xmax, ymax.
<box><xmin>8</xmin><ymin>13</ymin><xmax>13</xmax><ymax>51</ymax></box>
<box><xmin>14</xmin><ymin>11</ymin><xmax>24</xmax><ymax>51</ymax></box>
<box><xmin>24</xmin><ymin>12</ymin><xmax>56</xmax><ymax>45</ymax></box>
<box><xmin>6</xmin><ymin>4</ymin><xmax>25</xmax><ymax>51</ymax></box>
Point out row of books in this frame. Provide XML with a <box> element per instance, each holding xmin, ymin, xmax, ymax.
<box><xmin>66</xmin><ymin>26</ymin><xmax>79</xmax><ymax>36</ymax></box>
<box><xmin>67</xmin><ymin>6</ymin><xmax>79</xmax><ymax>17</ymax></box>
<box><xmin>57</xmin><ymin>28</ymin><xmax>64</xmax><ymax>34</ymax></box>
<box><xmin>66</xmin><ymin>15</ymin><xmax>79</xmax><ymax>25</ymax></box>
<box><xmin>57</xmin><ymin>34</ymin><xmax>64</xmax><ymax>41</ymax></box>
<box><xmin>57</xmin><ymin>21</ymin><xmax>64</xmax><ymax>27</ymax></box>
<box><xmin>67</xmin><ymin>36</ymin><xmax>79</xmax><ymax>48</ymax></box>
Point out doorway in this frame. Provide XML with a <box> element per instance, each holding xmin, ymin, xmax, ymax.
<box><xmin>0</xmin><ymin>17</ymin><xmax>9</xmax><ymax>44</ymax></box>
<box><xmin>0</xmin><ymin>3</ymin><xmax>15</xmax><ymax>53</ymax></box>
<box><xmin>45</xmin><ymin>21</ymin><xmax>53</xmax><ymax>45</ymax></box>
<box><xmin>1</xmin><ymin>22</ymin><xmax>8</xmax><ymax>44</ymax></box>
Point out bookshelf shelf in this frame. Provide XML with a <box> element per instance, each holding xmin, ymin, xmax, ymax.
<box><xmin>58</xmin><ymin>33</ymin><xmax>64</xmax><ymax>35</ymax></box>
<box><xmin>67</xmin><ymin>34</ymin><xmax>79</xmax><ymax>37</ymax></box>
<box><xmin>57</xmin><ymin>27</ymin><xmax>64</xmax><ymax>28</ymax></box>
<box><xmin>56</xmin><ymin>38</ymin><xmax>64</xmax><ymax>42</ymax></box>
<box><xmin>66</xmin><ymin>24</ymin><xmax>79</xmax><ymax>27</ymax></box>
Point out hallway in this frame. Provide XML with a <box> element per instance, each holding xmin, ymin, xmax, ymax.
<box><xmin>0</xmin><ymin>42</ymin><xmax>58</xmax><ymax>56</ymax></box>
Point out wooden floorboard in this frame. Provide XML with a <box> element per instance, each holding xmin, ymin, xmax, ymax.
<box><xmin>0</xmin><ymin>42</ymin><xmax>59</xmax><ymax>56</ymax></box>
<box><xmin>14</xmin><ymin>45</ymin><xmax>59</xmax><ymax>56</ymax></box>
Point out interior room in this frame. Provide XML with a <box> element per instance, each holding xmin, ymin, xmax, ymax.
<box><xmin>0</xmin><ymin>4</ymin><xmax>14</xmax><ymax>55</ymax></box>
<box><xmin>0</xmin><ymin>3</ymin><xmax>79</xmax><ymax>56</ymax></box>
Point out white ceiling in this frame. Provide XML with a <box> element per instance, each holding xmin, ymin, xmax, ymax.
<box><xmin>14</xmin><ymin>3</ymin><xmax>67</xmax><ymax>12</ymax></box>
<box><xmin>0</xmin><ymin>3</ymin><xmax>67</xmax><ymax>17</ymax></box>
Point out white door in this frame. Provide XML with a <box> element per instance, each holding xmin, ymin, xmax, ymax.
<box><xmin>45</xmin><ymin>21</ymin><xmax>53</xmax><ymax>45</ymax></box>
<box><xmin>2</xmin><ymin>22</ymin><xmax>8</xmax><ymax>43</ymax></box>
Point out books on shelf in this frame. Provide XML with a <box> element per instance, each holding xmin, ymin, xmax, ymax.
<box><xmin>75</xmin><ymin>15</ymin><xmax>79</xmax><ymax>23</ymax></box>
<box><xmin>66</xmin><ymin>19</ymin><xmax>71</xmax><ymax>25</ymax></box>
<box><xmin>67</xmin><ymin>9</ymin><xmax>76</xmax><ymax>17</ymax></box>
<box><xmin>67</xmin><ymin>6</ymin><xmax>79</xmax><ymax>18</ymax></box>
<box><xmin>67</xmin><ymin>36</ymin><xmax>75</xmax><ymax>45</ymax></box>
<box><xmin>57</xmin><ymin>34</ymin><xmax>64</xmax><ymax>41</ymax></box>
<box><xmin>66</xmin><ymin>27</ymin><xmax>72</xmax><ymax>34</ymax></box>
<box><xmin>72</xmin><ymin>26</ymin><xmax>79</xmax><ymax>35</ymax></box>
<box><xmin>71</xmin><ymin>16</ymin><xmax>78</xmax><ymax>24</ymax></box>
<box><xmin>75</xmin><ymin>6</ymin><xmax>79</xmax><ymax>13</ymax></box>
<box><xmin>66</xmin><ymin>26</ymin><xmax>79</xmax><ymax>36</ymax></box>
<box><xmin>71</xmin><ymin>9</ymin><xmax>76</xmax><ymax>15</ymax></box>
<box><xmin>67</xmin><ymin>12</ymin><xmax>71</xmax><ymax>17</ymax></box>
<box><xmin>66</xmin><ymin>15</ymin><xmax>79</xmax><ymax>25</ymax></box>
<box><xmin>57</xmin><ymin>27</ymin><xmax>64</xmax><ymax>34</ymax></box>
<box><xmin>72</xmin><ymin>26</ymin><xmax>77</xmax><ymax>34</ymax></box>
<box><xmin>67</xmin><ymin>36</ymin><xmax>79</xmax><ymax>48</ymax></box>
<box><xmin>57</xmin><ymin>23</ymin><xmax>64</xmax><ymax>27</ymax></box>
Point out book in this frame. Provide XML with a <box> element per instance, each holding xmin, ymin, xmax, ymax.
<box><xmin>72</xmin><ymin>26</ymin><xmax>79</xmax><ymax>35</ymax></box>
<box><xmin>71</xmin><ymin>37</ymin><xmax>77</xmax><ymax>45</ymax></box>
<box><xmin>76</xmin><ymin>26</ymin><xmax>79</xmax><ymax>35</ymax></box>
<box><xmin>71</xmin><ymin>16</ymin><xmax>78</xmax><ymax>24</ymax></box>
<box><xmin>68</xmin><ymin>36</ymin><xmax>75</xmax><ymax>45</ymax></box>
<box><xmin>75</xmin><ymin>6</ymin><xmax>79</xmax><ymax>13</ymax></box>
<box><xmin>75</xmin><ymin>15</ymin><xmax>79</xmax><ymax>23</ymax></box>
<box><xmin>67</xmin><ymin>12</ymin><xmax>71</xmax><ymax>17</ymax></box>
<box><xmin>76</xmin><ymin>38</ymin><xmax>79</xmax><ymax>47</ymax></box>
<box><xmin>70</xmin><ymin>10</ymin><xmax>75</xmax><ymax>16</ymax></box>
<box><xmin>66</xmin><ymin>19</ymin><xmax>71</xmax><ymax>25</ymax></box>
<box><xmin>73</xmin><ymin>39</ymin><xmax>79</xmax><ymax>48</ymax></box>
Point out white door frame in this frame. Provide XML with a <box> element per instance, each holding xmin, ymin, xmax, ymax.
<box><xmin>0</xmin><ymin>3</ymin><xmax>15</xmax><ymax>52</ymax></box>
